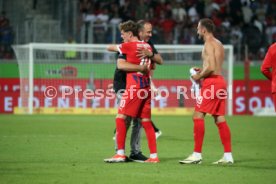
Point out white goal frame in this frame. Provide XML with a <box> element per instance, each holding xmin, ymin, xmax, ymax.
<box><xmin>13</xmin><ymin>43</ymin><xmax>234</xmax><ymax>115</ymax></box>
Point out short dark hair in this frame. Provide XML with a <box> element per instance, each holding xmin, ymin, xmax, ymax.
<box><xmin>199</xmin><ymin>18</ymin><xmax>215</xmax><ymax>33</ymax></box>
<box><xmin>137</xmin><ymin>20</ymin><xmax>152</xmax><ymax>32</ymax></box>
<box><xmin>119</xmin><ymin>20</ymin><xmax>138</xmax><ymax>37</ymax></box>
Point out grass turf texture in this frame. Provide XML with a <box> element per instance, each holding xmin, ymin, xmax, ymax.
<box><xmin>0</xmin><ymin>115</ymin><xmax>275</xmax><ymax>184</ymax></box>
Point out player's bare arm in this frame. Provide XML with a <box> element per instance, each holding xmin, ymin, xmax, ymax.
<box><xmin>106</xmin><ymin>44</ymin><xmax>118</xmax><ymax>52</ymax></box>
<box><xmin>136</xmin><ymin>47</ymin><xmax>163</xmax><ymax>65</ymax></box>
<box><xmin>117</xmin><ymin>58</ymin><xmax>149</xmax><ymax>73</ymax></box>
<box><xmin>107</xmin><ymin>45</ymin><xmax>149</xmax><ymax>73</ymax></box>
<box><xmin>192</xmin><ymin>42</ymin><xmax>216</xmax><ymax>81</ymax></box>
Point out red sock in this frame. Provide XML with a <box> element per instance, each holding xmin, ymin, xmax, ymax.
<box><xmin>116</xmin><ymin>118</ymin><xmax>127</xmax><ymax>150</ymax></box>
<box><xmin>193</xmin><ymin>118</ymin><xmax>205</xmax><ymax>153</ymax></box>
<box><xmin>216</xmin><ymin>121</ymin><xmax>232</xmax><ymax>152</ymax></box>
<box><xmin>142</xmin><ymin>121</ymin><xmax>157</xmax><ymax>154</ymax></box>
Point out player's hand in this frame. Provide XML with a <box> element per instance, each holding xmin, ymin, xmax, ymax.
<box><xmin>193</xmin><ymin>67</ymin><xmax>201</xmax><ymax>72</ymax></box>
<box><xmin>107</xmin><ymin>83</ymin><xmax>115</xmax><ymax>93</ymax></box>
<box><xmin>107</xmin><ymin>83</ymin><xmax>113</xmax><ymax>89</ymax></box>
<box><xmin>191</xmin><ymin>73</ymin><xmax>201</xmax><ymax>81</ymax></box>
<box><xmin>136</xmin><ymin>47</ymin><xmax>152</xmax><ymax>59</ymax></box>
<box><xmin>140</xmin><ymin>63</ymin><xmax>150</xmax><ymax>74</ymax></box>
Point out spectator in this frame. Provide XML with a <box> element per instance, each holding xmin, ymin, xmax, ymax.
<box><xmin>242</xmin><ymin>1</ymin><xmax>253</xmax><ymax>24</ymax></box>
<box><xmin>266</xmin><ymin>18</ymin><xmax>276</xmax><ymax>44</ymax></box>
<box><xmin>188</xmin><ymin>3</ymin><xmax>199</xmax><ymax>23</ymax></box>
<box><xmin>64</xmin><ymin>36</ymin><xmax>77</xmax><ymax>59</ymax></box>
<box><xmin>73</xmin><ymin>0</ymin><xmax>276</xmax><ymax>59</ymax></box>
<box><xmin>135</xmin><ymin>0</ymin><xmax>149</xmax><ymax>20</ymax></box>
<box><xmin>172</xmin><ymin>1</ymin><xmax>187</xmax><ymax>23</ymax></box>
<box><xmin>79</xmin><ymin>0</ymin><xmax>93</xmax><ymax>22</ymax></box>
<box><xmin>119</xmin><ymin>0</ymin><xmax>134</xmax><ymax>21</ymax></box>
<box><xmin>242</xmin><ymin>22</ymin><xmax>263</xmax><ymax>59</ymax></box>
<box><xmin>0</xmin><ymin>11</ymin><xmax>14</xmax><ymax>59</ymax></box>
<box><xmin>229</xmin><ymin>0</ymin><xmax>243</xmax><ymax>26</ymax></box>
<box><xmin>255</xmin><ymin>0</ymin><xmax>267</xmax><ymax>23</ymax></box>
<box><xmin>159</xmin><ymin>10</ymin><xmax>176</xmax><ymax>44</ymax></box>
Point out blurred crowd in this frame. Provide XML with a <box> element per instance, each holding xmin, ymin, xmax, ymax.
<box><xmin>0</xmin><ymin>11</ymin><xmax>14</xmax><ymax>59</ymax></box>
<box><xmin>79</xmin><ymin>0</ymin><xmax>276</xmax><ymax>60</ymax></box>
<box><xmin>1</xmin><ymin>0</ymin><xmax>275</xmax><ymax>61</ymax></box>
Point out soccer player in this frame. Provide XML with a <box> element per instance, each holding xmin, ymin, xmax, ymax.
<box><xmin>108</xmin><ymin>20</ymin><xmax>163</xmax><ymax>162</ymax></box>
<box><xmin>261</xmin><ymin>42</ymin><xmax>276</xmax><ymax>111</ymax></box>
<box><xmin>109</xmin><ymin>55</ymin><xmax>149</xmax><ymax>162</ymax></box>
<box><xmin>179</xmin><ymin>18</ymin><xmax>234</xmax><ymax>164</ymax></box>
<box><xmin>104</xmin><ymin>20</ymin><xmax>159</xmax><ymax>163</ymax></box>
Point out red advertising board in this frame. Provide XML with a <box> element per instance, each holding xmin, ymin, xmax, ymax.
<box><xmin>233</xmin><ymin>80</ymin><xmax>273</xmax><ymax>114</ymax></box>
<box><xmin>0</xmin><ymin>78</ymin><xmax>273</xmax><ymax>114</ymax></box>
<box><xmin>0</xmin><ymin>78</ymin><xmax>195</xmax><ymax>113</ymax></box>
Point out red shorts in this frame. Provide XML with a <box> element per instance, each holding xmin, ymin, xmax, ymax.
<box><xmin>118</xmin><ymin>87</ymin><xmax>151</xmax><ymax>118</ymax></box>
<box><xmin>195</xmin><ymin>75</ymin><xmax>227</xmax><ymax>115</ymax></box>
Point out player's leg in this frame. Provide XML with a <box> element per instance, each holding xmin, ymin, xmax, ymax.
<box><xmin>212</xmin><ymin>115</ymin><xmax>234</xmax><ymax>164</ymax></box>
<box><xmin>114</xmin><ymin>116</ymin><xmax>131</xmax><ymax>152</ymax></box>
<box><xmin>141</xmin><ymin>118</ymin><xmax>159</xmax><ymax>163</ymax></box>
<box><xmin>105</xmin><ymin>91</ymin><xmax>142</xmax><ymax>163</ymax></box>
<box><xmin>139</xmin><ymin>93</ymin><xmax>159</xmax><ymax>163</ymax></box>
<box><xmin>115</xmin><ymin>114</ymin><xmax>128</xmax><ymax>155</ymax></box>
<box><xmin>129</xmin><ymin>118</ymin><xmax>148</xmax><ymax>162</ymax></box>
<box><xmin>112</xmin><ymin>92</ymin><xmax>123</xmax><ymax>140</ymax></box>
<box><xmin>130</xmin><ymin>118</ymin><xmax>142</xmax><ymax>155</ymax></box>
<box><xmin>179</xmin><ymin>111</ymin><xmax>205</xmax><ymax>164</ymax></box>
<box><xmin>104</xmin><ymin>113</ymin><xmax>128</xmax><ymax>163</ymax></box>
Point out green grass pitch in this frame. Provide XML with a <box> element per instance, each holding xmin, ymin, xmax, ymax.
<box><xmin>0</xmin><ymin>115</ymin><xmax>275</xmax><ymax>184</ymax></box>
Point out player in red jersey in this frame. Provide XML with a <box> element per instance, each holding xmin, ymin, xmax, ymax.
<box><xmin>107</xmin><ymin>20</ymin><xmax>163</xmax><ymax>163</ymax></box>
<box><xmin>179</xmin><ymin>18</ymin><xmax>234</xmax><ymax>164</ymax></box>
<box><xmin>261</xmin><ymin>42</ymin><xmax>276</xmax><ymax>111</ymax></box>
<box><xmin>104</xmin><ymin>20</ymin><xmax>159</xmax><ymax>163</ymax></box>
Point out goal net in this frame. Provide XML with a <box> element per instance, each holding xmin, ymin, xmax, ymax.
<box><xmin>12</xmin><ymin>43</ymin><xmax>233</xmax><ymax>115</ymax></box>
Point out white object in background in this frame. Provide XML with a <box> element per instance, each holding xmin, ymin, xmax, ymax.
<box><xmin>189</xmin><ymin>68</ymin><xmax>200</xmax><ymax>98</ymax></box>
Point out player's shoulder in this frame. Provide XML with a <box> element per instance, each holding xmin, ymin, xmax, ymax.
<box><xmin>119</xmin><ymin>42</ymin><xmax>130</xmax><ymax>48</ymax></box>
<box><xmin>205</xmin><ymin>38</ymin><xmax>222</xmax><ymax>50</ymax></box>
<box><xmin>120</xmin><ymin>42</ymin><xmax>139</xmax><ymax>48</ymax></box>
<box><xmin>118</xmin><ymin>42</ymin><xmax>133</xmax><ymax>53</ymax></box>
<box><xmin>137</xmin><ymin>41</ymin><xmax>152</xmax><ymax>50</ymax></box>
<box><xmin>269</xmin><ymin>43</ymin><xmax>276</xmax><ymax>50</ymax></box>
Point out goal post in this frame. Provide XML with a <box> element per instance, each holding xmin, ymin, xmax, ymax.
<box><xmin>12</xmin><ymin>43</ymin><xmax>234</xmax><ymax>115</ymax></box>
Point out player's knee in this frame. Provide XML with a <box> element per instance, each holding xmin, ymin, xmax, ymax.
<box><xmin>116</xmin><ymin>114</ymin><xmax>126</xmax><ymax>119</ymax></box>
<box><xmin>213</xmin><ymin>115</ymin><xmax>225</xmax><ymax>123</ymax></box>
<box><xmin>193</xmin><ymin>112</ymin><xmax>204</xmax><ymax>119</ymax></box>
<box><xmin>141</xmin><ymin>118</ymin><xmax>151</xmax><ymax>122</ymax></box>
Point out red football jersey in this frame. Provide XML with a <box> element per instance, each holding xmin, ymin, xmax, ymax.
<box><xmin>118</xmin><ymin>41</ymin><xmax>152</xmax><ymax>89</ymax></box>
<box><xmin>261</xmin><ymin>43</ymin><xmax>276</xmax><ymax>93</ymax></box>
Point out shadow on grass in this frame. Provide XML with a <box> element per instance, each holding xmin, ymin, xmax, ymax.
<box><xmin>228</xmin><ymin>159</ymin><xmax>276</xmax><ymax>170</ymax></box>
